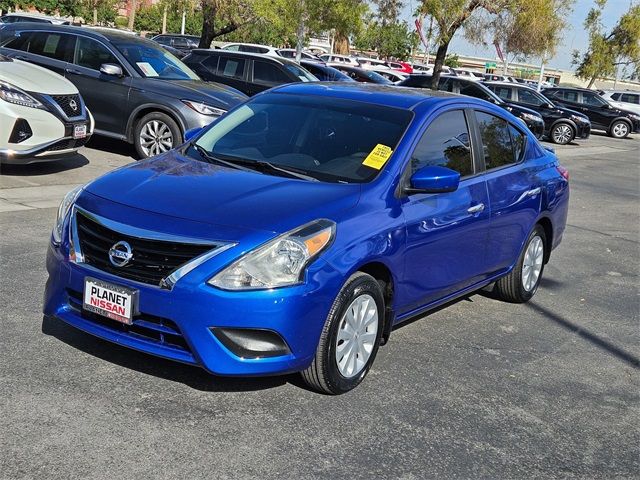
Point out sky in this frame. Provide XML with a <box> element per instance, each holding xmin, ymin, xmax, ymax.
<box><xmin>399</xmin><ymin>0</ymin><xmax>634</xmax><ymax>71</ymax></box>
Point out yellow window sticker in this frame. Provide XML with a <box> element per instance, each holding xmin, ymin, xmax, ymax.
<box><xmin>362</xmin><ymin>144</ymin><xmax>393</xmax><ymax>170</ymax></box>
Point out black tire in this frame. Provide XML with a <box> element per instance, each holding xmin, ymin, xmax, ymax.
<box><xmin>133</xmin><ymin>112</ymin><xmax>182</xmax><ymax>159</ymax></box>
<box><xmin>550</xmin><ymin>122</ymin><xmax>575</xmax><ymax>145</ymax></box>
<box><xmin>301</xmin><ymin>272</ymin><xmax>384</xmax><ymax>394</ymax></box>
<box><xmin>608</xmin><ymin>120</ymin><xmax>630</xmax><ymax>139</ymax></box>
<box><xmin>494</xmin><ymin>225</ymin><xmax>547</xmax><ymax>303</ymax></box>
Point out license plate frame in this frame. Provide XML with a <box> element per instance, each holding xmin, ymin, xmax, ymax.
<box><xmin>83</xmin><ymin>277</ymin><xmax>138</xmax><ymax>325</ymax></box>
<box><xmin>73</xmin><ymin>124</ymin><xmax>87</xmax><ymax>139</ymax></box>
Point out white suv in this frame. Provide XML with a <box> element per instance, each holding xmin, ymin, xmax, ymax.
<box><xmin>600</xmin><ymin>90</ymin><xmax>640</xmax><ymax>116</ymax></box>
<box><xmin>0</xmin><ymin>54</ymin><xmax>94</xmax><ymax>164</ymax></box>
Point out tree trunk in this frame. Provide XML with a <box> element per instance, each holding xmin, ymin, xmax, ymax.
<box><xmin>127</xmin><ymin>0</ymin><xmax>137</xmax><ymax>30</ymax></box>
<box><xmin>430</xmin><ymin>41</ymin><xmax>450</xmax><ymax>89</ymax></box>
<box><xmin>93</xmin><ymin>5</ymin><xmax>97</xmax><ymax>25</ymax></box>
<box><xmin>162</xmin><ymin>4</ymin><xmax>167</xmax><ymax>34</ymax></box>
<box><xmin>199</xmin><ymin>0</ymin><xmax>216</xmax><ymax>48</ymax></box>
<box><xmin>587</xmin><ymin>74</ymin><xmax>597</xmax><ymax>89</ymax></box>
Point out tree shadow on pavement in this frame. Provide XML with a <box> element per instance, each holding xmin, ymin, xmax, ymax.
<box><xmin>0</xmin><ymin>153</ymin><xmax>89</xmax><ymax>176</ymax></box>
<box><xmin>85</xmin><ymin>135</ymin><xmax>138</xmax><ymax>159</ymax></box>
<box><xmin>41</xmin><ymin>315</ymin><xmax>301</xmax><ymax>392</ymax></box>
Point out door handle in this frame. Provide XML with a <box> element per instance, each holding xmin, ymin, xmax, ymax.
<box><xmin>65</xmin><ymin>68</ymin><xmax>82</xmax><ymax>75</ymax></box>
<box><xmin>467</xmin><ymin>203</ymin><xmax>485</xmax><ymax>215</ymax></box>
<box><xmin>525</xmin><ymin>187</ymin><xmax>541</xmax><ymax>197</ymax></box>
<box><xmin>13</xmin><ymin>55</ymin><xmax>28</xmax><ymax>61</ymax></box>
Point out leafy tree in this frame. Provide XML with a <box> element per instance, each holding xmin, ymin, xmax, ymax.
<box><xmin>353</xmin><ymin>18</ymin><xmax>415</xmax><ymax>59</ymax></box>
<box><xmin>372</xmin><ymin>0</ymin><xmax>403</xmax><ymax>26</ymax></box>
<box><xmin>444</xmin><ymin>53</ymin><xmax>459</xmax><ymax>67</ymax></box>
<box><xmin>465</xmin><ymin>0</ymin><xmax>573</xmax><ymax>74</ymax></box>
<box><xmin>198</xmin><ymin>0</ymin><xmax>255</xmax><ymax>48</ymax></box>
<box><xmin>573</xmin><ymin>0</ymin><xmax>640</xmax><ymax>87</ymax></box>
<box><xmin>419</xmin><ymin>0</ymin><xmax>511</xmax><ymax>88</ymax></box>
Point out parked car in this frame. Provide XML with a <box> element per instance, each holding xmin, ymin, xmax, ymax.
<box><xmin>599</xmin><ymin>90</ymin><xmax>640</xmax><ymax>116</ymax></box>
<box><xmin>0</xmin><ymin>54</ymin><xmax>93</xmax><ymax>164</ymax></box>
<box><xmin>300</xmin><ymin>60</ymin><xmax>354</xmax><ymax>82</ymax></box>
<box><xmin>356</xmin><ymin>57</ymin><xmax>390</xmax><ymax>70</ymax></box>
<box><xmin>453</xmin><ymin>68</ymin><xmax>484</xmax><ymax>81</ymax></box>
<box><xmin>319</xmin><ymin>54</ymin><xmax>359</xmax><ymax>66</ymax></box>
<box><xmin>44</xmin><ymin>83</ymin><xmax>569</xmax><ymax>394</ymax></box>
<box><xmin>484</xmin><ymin>81</ymin><xmax>591</xmax><ymax>144</ymax></box>
<box><xmin>183</xmin><ymin>49</ymin><xmax>316</xmax><ymax>96</ymax></box>
<box><xmin>328</xmin><ymin>64</ymin><xmax>392</xmax><ymax>84</ymax></box>
<box><xmin>276</xmin><ymin>48</ymin><xmax>320</xmax><ymax>61</ymax></box>
<box><xmin>0</xmin><ymin>24</ymin><xmax>247</xmax><ymax>158</ymax></box>
<box><xmin>151</xmin><ymin>34</ymin><xmax>199</xmax><ymax>56</ymax></box>
<box><xmin>386</xmin><ymin>61</ymin><xmax>413</xmax><ymax>74</ymax></box>
<box><xmin>373</xmin><ymin>68</ymin><xmax>407</xmax><ymax>83</ymax></box>
<box><xmin>542</xmin><ymin>87</ymin><xmax>640</xmax><ymax>138</ymax></box>
<box><xmin>0</xmin><ymin>13</ymin><xmax>70</xmax><ymax>25</ymax></box>
<box><xmin>399</xmin><ymin>74</ymin><xmax>545</xmax><ymax>138</ymax></box>
<box><xmin>221</xmin><ymin>42</ymin><xmax>279</xmax><ymax>57</ymax></box>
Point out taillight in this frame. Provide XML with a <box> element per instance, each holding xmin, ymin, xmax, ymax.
<box><xmin>556</xmin><ymin>165</ymin><xmax>569</xmax><ymax>181</ymax></box>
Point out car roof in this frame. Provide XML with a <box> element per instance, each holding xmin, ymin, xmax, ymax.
<box><xmin>545</xmin><ymin>86</ymin><xmax>593</xmax><ymax>92</ymax></box>
<box><xmin>190</xmin><ymin>48</ymin><xmax>296</xmax><ymax>65</ymax></box>
<box><xmin>270</xmin><ymin>82</ymin><xmax>463</xmax><ymax>110</ymax></box>
<box><xmin>0</xmin><ymin>23</ymin><xmax>155</xmax><ymax>43</ymax></box>
<box><xmin>484</xmin><ymin>81</ymin><xmax>533</xmax><ymax>89</ymax></box>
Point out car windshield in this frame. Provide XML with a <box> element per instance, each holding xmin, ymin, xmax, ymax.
<box><xmin>284</xmin><ymin>63</ymin><xmax>317</xmax><ymax>82</ymax></box>
<box><xmin>191</xmin><ymin>94</ymin><xmax>412</xmax><ymax>183</ymax></box>
<box><xmin>113</xmin><ymin>39</ymin><xmax>199</xmax><ymax>80</ymax></box>
<box><xmin>364</xmin><ymin>70</ymin><xmax>392</xmax><ymax>84</ymax></box>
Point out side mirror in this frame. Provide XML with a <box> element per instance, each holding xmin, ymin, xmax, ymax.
<box><xmin>100</xmin><ymin>63</ymin><xmax>123</xmax><ymax>77</ymax></box>
<box><xmin>184</xmin><ymin>126</ymin><xmax>203</xmax><ymax>142</ymax></box>
<box><xmin>407</xmin><ymin>165</ymin><xmax>460</xmax><ymax>194</ymax></box>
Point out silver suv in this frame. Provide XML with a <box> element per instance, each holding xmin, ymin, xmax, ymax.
<box><xmin>600</xmin><ymin>90</ymin><xmax>640</xmax><ymax>116</ymax></box>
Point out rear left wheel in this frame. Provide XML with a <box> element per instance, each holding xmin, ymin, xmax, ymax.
<box><xmin>301</xmin><ymin>272</ymin><xmax>384</xmax><ymax>394</ymax></box>
<box><xmin>494</xmin><ymin>225</ymin><xmax>546</xmax><ymax>303</ymax></box>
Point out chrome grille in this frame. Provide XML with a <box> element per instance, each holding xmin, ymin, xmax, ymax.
<box><xmin>75</xmin><ymin>211</ymin><xmax>216</xmax><ymax>286</ymax></box>
<box><xmin>52</xmin><ymin>94</ymin><xmax>82</xmax><ymax>117</ymax></box>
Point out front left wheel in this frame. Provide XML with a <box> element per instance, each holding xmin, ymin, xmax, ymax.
<box><xmin>609</xmin><ymin>120</ymin><xmax>630</xmax><ymax>139</ymax></box>
<box><xmin>302</xmin><ymin>272</ymin><xmax>384</xmax><ymax>394</ymax></box>
<box><xmin>550</xmin><ymin>122</ymin><xmax>575</xmax><ymax>145</ymax></box>
<box><xmin>134</xmin><ymin>112</ymin><xmax>181</xmax><ymax>159</ymax></box>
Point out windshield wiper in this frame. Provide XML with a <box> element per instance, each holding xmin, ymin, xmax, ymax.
<box><xmin>212</xmin><ymin>153</ymin><xmax>319</xmax><ymax>182</ymax></box>
<box><xmin>191</xmin><ymin>143</ymin><xmax>256</xmax><ymax>173</ymax></box>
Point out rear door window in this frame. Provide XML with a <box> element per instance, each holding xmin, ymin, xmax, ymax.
<box><xmin>475</xmin><ymin>111</ymin><xmax>524</xmax><ymax>170</ymax></box>
<box><xmin>562</xmin><ymin>90</ymin><xmax>579</xmax><ymax>102</ymax></box>
<box><xmin>4</xmin><ymin>31</ymin><xmax>74</xmax><ymax>62</ymax></box>
<box><xmin>621</xmin><ymin>93</ymin><xmax>639</xmax><ymax>104</ymax></box>
<box><xmin>582</xmin><ymin>92</ymin><xmax>607</xmax><ymax>107</ymax></box>
<box><xmin>493</xmin><ymin>86</ymin><xmax>513</xmax><ymax>101</ymax></box>
<box><xmin>410</xmin><ymin>110</ymin><xmax>473</xmax><ymax>176</ymax></box>
<box><xmin>217</xmin><ymin>57</ymin><xmax>246</xmax><ymax>79</ymax></box>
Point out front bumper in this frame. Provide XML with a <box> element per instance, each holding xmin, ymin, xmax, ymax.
<box><xmin>43</xmin><ymin>234</ymin><xmax>343</xmax><ymax>377</ymax></box>
<box><xmin>525</xmin><ymin>118</ymin><xmax>545</xmax><ymax>139</ymax></box>
<box><xmin>575</xmin><ymin>122</ymin><xmax>591</xmax><ymax>139</ymax></box>
<box><xmin>0</xmin><ymin>103</ymin><xmax>94</xmax><ymax>164</ymax></box>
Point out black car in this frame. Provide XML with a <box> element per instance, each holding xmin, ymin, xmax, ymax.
<box><xmin>0</xmin><ymin>24</ymin><xmax>247</xmax><ymax>158</ymax></box>
<box><xmin>300</xmin><ymin>60</ymin><xmax>354</xmax><ymax>82</ymax></box>
<box><xmin>542</xmin><ymin>87</ymin><xmax>640</xmax><ymax>139</ymax></box>
<box><xmin>183</xmin><ymin>49</ymin><xmax>317</xmax><ymax>96</ymax></box>
<box><xmin>484</xmin><ymin>81</ymin><xmax>591</xmax><ymax>144</ymax></box>
<box><xmin>0</xmin><ymin>13</ymin><xmax>70</xmax><ymax>25</ymax></box>
<box><xmin>151</xmin><ymin>34</ymin><xmax>199</xmax><ymax>56</ymax></box>
<box><xmin>399</xmin><ymin>75</ymin><xmax>545</xmax><ymax>138</ymax></box>
<box><xmin>328</xmin><ymin>64</ymin><xmax>392</xmax><ymax>84</ymax></box>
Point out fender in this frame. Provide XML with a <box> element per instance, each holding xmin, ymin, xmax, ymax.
<box><xmin>125</xmin><ymin>103</ymin><xmax>187</xmax><ymax>143</ymax></box>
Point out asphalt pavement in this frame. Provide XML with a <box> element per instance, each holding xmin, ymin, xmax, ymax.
<box><xmin>0</xmin><ymin>132</ymin><xmax>638</xmax><ymax>479</ymax></box>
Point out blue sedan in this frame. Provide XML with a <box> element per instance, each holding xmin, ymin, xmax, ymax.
<box><xmin>43</xmin><ymin>83</ymin><xmax>569</xmax><ymax>394</ymax></box>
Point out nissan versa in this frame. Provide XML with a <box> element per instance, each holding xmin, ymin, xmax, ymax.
<box><xmin>43</xmin><ymin>84</ymin><xmax>570</xmax><ymax>394</ymax></box>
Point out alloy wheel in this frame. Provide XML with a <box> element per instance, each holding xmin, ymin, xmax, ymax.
<box><xmin>552</xmin><ymin>124</ymin><xmax>573</xmax><ymax>144</ymax></box>
<box><xmin>139</xmin><ymin>120</ymin><xmax>174</xmax><ymax>157</ymax></box>
<box><xmin>612</xmin><ymin>122</ymin><xmax>629</xmax><ymax>138</ymax></box>
<box><xmin>522</xmin><ymin>235</ymin><xmax>544</xmax><ymax>292</ymax></box>
<box><xmin>335</xmin><ymin>293</ymin><xmax>379</xmax><ymax>378</ymax></box>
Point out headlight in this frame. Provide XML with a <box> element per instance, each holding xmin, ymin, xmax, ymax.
<box><xmin>0</xmin><ymin>81</ymin><xmax>44</xmax><ymax>109</ymax></box>
<box><xmin>629</xmin><ymin>114</ymin><xmax>640</xmax><ymax>121</ymax></box>
<box><xmin>570</xmin><ymin>114</ymin><xmax>587</xmax><ymax>123</ymax></box>
<box><xmin>52</xmin><ymin>186</ymin><xmax>82</xmax><ymax>244</ymax></box>
<box><xmin>520</xmin><ymin>112</ymin><xmax>542</xmax><ymax>123</ymax></box>
<box><xmin>182</xmin><ymin>100</ymin><xmax>226</xmax><ymax>117</ymax></box>
<box><xmin>209</xmin><ymin>219</ymin><xmax>335</xmax><ymax>290</ymax></box>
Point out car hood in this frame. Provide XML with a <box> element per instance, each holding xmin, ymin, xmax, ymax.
<box><xmin>84</xmin><ymin>151</ymin><xmax>361</xmax><ymax>237</ymax></box>
<box><xmin>136</xmin><ymin>78</ymin><xmax>247</xmax><ymax>110</ymax></box>
<box><xmin>504</xmin><ymin>102</ymin><xmax>543</xmax><ymax>121</ymax></box>
<box><xmin>1</xmin><ymin>58</ymin><xmax>76</xmax><ymax>95</ymax></box>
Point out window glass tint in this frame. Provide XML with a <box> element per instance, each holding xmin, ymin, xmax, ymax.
<box><xmin>218</xmin><ymin>57</ymin><xmax>245</xmax><ymax>78</ymax></box>
<box><xmin>621</xmin><ymin>93</ymin><xmax>639</xmax><ymax>104</ymax></box>
<box><xmin>193</xmin><ymin>95</ymin><xmax>412</xmax><ymax>184</ymax></box>
<box><xmin>518</xmin><ymin>88</ymin><xmax>544</xmax><ymax>106</ymax></box>
<box><xmin>75</xmin><ymin>37</ymin><xmax>119</xmax><ymax>70</ymax></box>
<box><xmin>224</xmin><ymin>44</ymin><xmax>240</xmax><ymax>51</ymax></box>
<box><xmin>114</xmin><ymin>39</ymin><xmax>199</xmax><ymax>79</ymax></box>
<box><xmin>509</xmin><ymin>124</ymin><xmax>526</xmax><ymax>162</ymax></box>
<box><xmin>563</xmin><ymin>90</ymin><xmax>579</xmax><ymax>102</ymax></box>
<box><xmin>493</xmin><ymin>86</ymin><xmax>512</xmax><ymax>100</ymax></box>
<box><xmin>610</xmin><ymin>93</ymin><xmax>621</xmax><ymax>100</ymax></box>
<box><xmin>6</xmin><ymin>32</ymin><xmax>74</xmax><ymax>61</ymax></box>
<box><xmin>172</xmin><ymin>37</ymin><xmax>189</xmax><ymax>48</ymax></box>
<box><xmin>582</xmin><ymin>92</ymin><xmax>607</xmax><ymax>106</ymax></box>
<box><xmin>240</xmin><ymin>45</ymin><xmax>267</xmax><ymax>53</ymax></box>
<box><xmin>411</xmin><ymin>110</ymin><xmax>473</xmax><ymax>176</ymax></box>
<box><xmin>458</xmin><ymin>81</ymin><xmax>497</xmax><ymax>102</ymax></box>
<box><xmin>154</xmin><ymin>36</ymin><xmax>169</xmax><ymax>45</ymax></box>
<box><xmin>476</xmin><ymin>111</ymin><xmax>516</xmax><ymax>170</ymax></box>
<box><xmin>203</xmin><ymin>55</ymin><xmax>219</xmax><ymax>71</ymax></box>
<box><xmin>253</xmin><ymin>61</ymin><xmax>290</xmax><ymax>84</ymax></box>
